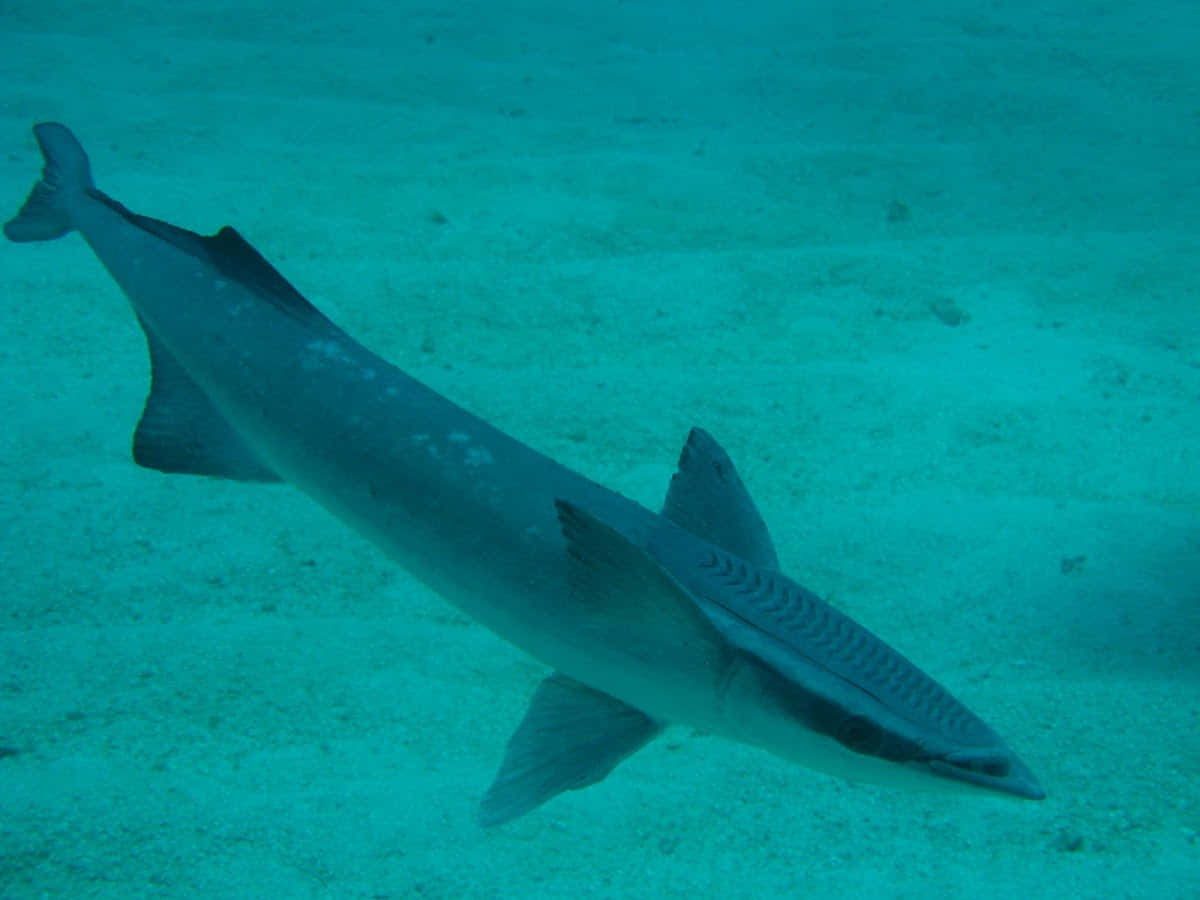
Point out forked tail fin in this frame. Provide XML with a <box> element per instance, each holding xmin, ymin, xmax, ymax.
<box><xmin>4</xmin><ymin>122</ymin><xmax>94</xmax><ymax>242</ymax></box>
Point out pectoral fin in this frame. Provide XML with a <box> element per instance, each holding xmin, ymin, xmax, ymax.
<box><xmin>555</xmin><ymin>498</ymin><xmax>726</xmax><ymax>658</ymax></box>
<box><xmin>481</xmin><ymin>500</ymin><xmax>731</xmax><ymax>825</ymax></box>
<box><xmin>479</xmin><ymin>673</ymin><xmax>662</xmax><ymax>826</ymax></box>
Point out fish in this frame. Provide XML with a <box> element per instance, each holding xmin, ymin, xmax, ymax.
<box><xmin>4</xmin><ymin>122</ymin><xmax>1044</xmax><ymax>824</ymax></box>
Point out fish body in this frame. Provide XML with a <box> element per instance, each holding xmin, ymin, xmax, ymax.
<box><xmin>5</xmin><ymin>123</ymin><xmax>1043</xmax><ymax>823</ymax></box>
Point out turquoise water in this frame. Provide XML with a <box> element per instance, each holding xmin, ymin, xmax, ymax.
<box><xmin>1</xmin><ymin>1</ymin><xmax>1197</xmax><ymax>896</ymax></box>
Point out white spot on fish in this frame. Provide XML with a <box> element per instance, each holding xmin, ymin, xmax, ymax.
<box><xmin>306</xmin><ymin>339</ymin><xmax>351</xmax><ymax>361</ymax></box>
<box><xmin>302</xmin><ymin>339</ymin><xmax>353</xmax><ymax>373</ymax></box>
<box><xmin>465</xmin><ymin>446</ymin><xmax>494</xmax><ymax>467</ymax></box>
<box><xmin>409</xmin><ymin>431</ymin><xmax>493</xmax><ymax>467</ymax></box>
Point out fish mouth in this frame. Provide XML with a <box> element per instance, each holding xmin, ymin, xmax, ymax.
<box><xmin>922</xmin><ymin>749</ymin><xmax>1046</xmax><ymax>800</ymax></box>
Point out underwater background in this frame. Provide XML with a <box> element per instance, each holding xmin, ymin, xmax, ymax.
<box><xmin>1</xmin><ymin>1</ymin><xmax>1197</xmax><ymax>896</ymax></box>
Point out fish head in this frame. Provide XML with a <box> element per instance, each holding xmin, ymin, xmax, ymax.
<box><xmin>720</xmin><ymin>649</ymin><xmax>1045</xmax><ymax>800</ymax></box>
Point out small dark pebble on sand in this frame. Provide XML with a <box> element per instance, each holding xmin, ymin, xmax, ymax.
<box><xmin>928</xmin><ymin>296</ymin><xmax>969</xmax><ymax>327</ymax></box>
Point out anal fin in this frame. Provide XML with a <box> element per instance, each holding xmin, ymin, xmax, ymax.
<box><xmin>132</xmin><ymin>317</ymin><xmax>280</xmax><ymax>481</ymax></box>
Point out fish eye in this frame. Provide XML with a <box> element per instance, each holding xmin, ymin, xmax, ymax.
<box><xmin>835</xmin><ymin>715</ymin><xmax>883</xmax><ymax>755</ymax></box>
<box><xmin>972</xmin><ymin>758</ymin><xmax>1011</xmax><ymax>778</ymax></box>
<box><xmin>948</xmin><ymin>754</ymin><xmax>1011</xmax><ymax>778</ymax></box>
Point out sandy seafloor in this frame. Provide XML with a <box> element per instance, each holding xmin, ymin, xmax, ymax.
<box><xmin>1</xmin><ymin>1</ymin><xmax>1198</xmax><ymax>897</ymax></box>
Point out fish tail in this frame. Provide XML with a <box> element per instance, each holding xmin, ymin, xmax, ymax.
<box><xmin>4</xmin><ymin>122</ymin><xmax>94</xmax><ymax>242</ymax></box>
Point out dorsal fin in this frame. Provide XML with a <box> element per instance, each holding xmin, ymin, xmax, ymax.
<box><xmin>200</xmin><ymin>226</ymin><xmax>334</xmax><ymax>327</ymax></box>
<box><xmin>662</xmin><ymin>427</ymin><xmax>778</xmax><ymax>570</ymax></box>
<box><xmin>92</xmin><ymin>189</ymin><xmax>333</xmax><ymax>328</ymax></box>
